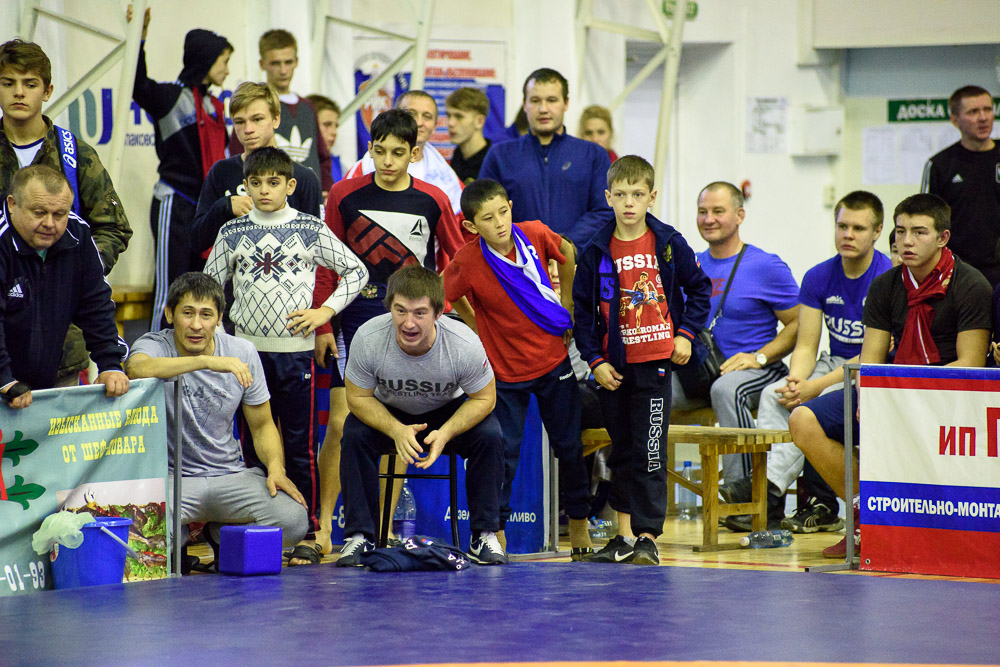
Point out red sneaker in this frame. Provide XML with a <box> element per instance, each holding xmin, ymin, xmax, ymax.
<box><xmin>822</xmin><ymin>497</ymin><xmax>860</xmax><ymax>559</ymax></box>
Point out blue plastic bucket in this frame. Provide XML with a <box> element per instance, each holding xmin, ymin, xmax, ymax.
<box><xmin>50</xmin><ymin>517</ymin><xmax>133</xmax><ymax>589</ymax></box>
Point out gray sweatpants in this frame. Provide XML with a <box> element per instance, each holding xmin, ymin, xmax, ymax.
<box><xmin>169</xmin><ymin>467</ymin><xmax>309</xmax><ymax>547</ymax></box>
<box><xmin>756</xmin><ymin>353</ymin><xmax>847</xmax><ymax>493</ymax></box>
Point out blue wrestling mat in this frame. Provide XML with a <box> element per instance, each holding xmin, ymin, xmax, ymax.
<box><xmin>1</xmin><ymin>562</ymin><xmax>997</xmax><ymax>665</ymax></box>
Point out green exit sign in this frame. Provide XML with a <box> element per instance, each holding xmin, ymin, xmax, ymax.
<box><xmin>662</xmin><ymin>0</ymin><xmax>698</xmax><ymax>19</ymax></box>
<box><xmin>889</xmin><ymin>98</ymin><xmax>1000</xmax><ymax>123</ymax></box>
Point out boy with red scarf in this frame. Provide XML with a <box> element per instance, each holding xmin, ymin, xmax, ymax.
<box><xmin>790</xmin><ymin>193</ymin><xmax>991</xmax><ymax>558</ymax></box>
<box><xmin>130</xmin><ymin>8</ymin><xmax>232</xmax><ymax>331</ymax></box>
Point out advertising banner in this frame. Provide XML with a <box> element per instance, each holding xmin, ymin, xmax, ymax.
<box><xmin>859</xmin><ymin>365</ymin><xmax>1000</xmax><ymax>578</ymax></box>
<box><xmin>352</xmin><ymin>38</ymin><xmax>507</xmax><ymax>161</ymax></box>
<box><xmin>0</xmin><ymin>380</ymin><xmax>169</xmax><ymax>596</ymax></box>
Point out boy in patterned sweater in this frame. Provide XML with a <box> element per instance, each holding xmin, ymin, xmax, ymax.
<box><xmin>204</xmin><ymin>147</ymin><xmax>368</xmax><ymax>564</ymax></box>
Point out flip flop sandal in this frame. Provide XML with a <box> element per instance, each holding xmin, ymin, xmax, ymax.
<box><xmin>286</xmin><ymin>543</ymin><xmax>324</xmax><ymax>566</ymax></box>
<box><xmin>571</xmin><ymin>547</ymin><xmax>594</xmax><ymax>562</ymax></box>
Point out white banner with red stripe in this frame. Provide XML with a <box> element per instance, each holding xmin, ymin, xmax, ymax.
<box><xmin>859</xmin><ymin>364</ymin><xmax>1000</xmax><ymax>578</ymax></box>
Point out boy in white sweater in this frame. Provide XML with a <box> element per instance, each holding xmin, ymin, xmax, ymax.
<box><xmin>205</xmin><ymin>147</ymin><xmax>367</xmax><ymax>564</ymax></box>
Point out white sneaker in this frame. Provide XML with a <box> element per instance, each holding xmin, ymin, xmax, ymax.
<box><xmin>336</xmin><ymin>533</ymin><xmax>374</xmax><ymax>567</ymax></box>
<box><xmin>468</xmin><ymin>531</ymin><xmax>509</xmax><ymax>565</ymax></box>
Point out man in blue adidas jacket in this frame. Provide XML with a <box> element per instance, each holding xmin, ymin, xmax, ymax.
<box><xmin>479</xmin><ymin>67</ymin><xmax>611</xmax><ymax>249</ymax></box>
<box><xmin>0</xmin><ymin>165</ymin><xmax>129</xmax><ymax>409</ymax></box>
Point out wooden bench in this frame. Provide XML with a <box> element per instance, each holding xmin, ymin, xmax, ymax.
<box><xmin>663</xmin><ymin>407</ymin><xmax>719</xmax><ymax>506</ymax></box>
<box><xmin>581</xmin><ymin>424</ymin><xmax>793</xmax><ymax>551</ymax></box>
<box><xmin>111</xmin><ymin>285</ymin><xmax>154</xmax><ymax>336</ymax></box>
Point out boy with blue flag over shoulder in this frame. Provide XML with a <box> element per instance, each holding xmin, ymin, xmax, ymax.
<box><xmin>443</xmin><ymin>178</ymin><xmax>595</xmax><ymax>558</ymax></box>
<box><xmin>573</xmin><ymin>155</ymin><xmax>712</xmax><ymax>564</ymax></box>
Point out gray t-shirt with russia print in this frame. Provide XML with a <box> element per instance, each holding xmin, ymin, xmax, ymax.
<box><xmin>345</xmin><ymin>313</ymin><xmax>494</xmax><ymax>415</ymax></box>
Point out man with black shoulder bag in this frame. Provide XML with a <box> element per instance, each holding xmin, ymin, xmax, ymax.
<box><xmin>674</xmin><ymin>244</ymin><xmax>745</xmax><ymax>400</ymax></box>
<box><xmin>672</xmin><ymin>182</ymin><xmax>800</xmax><ymax>487</ymax></box>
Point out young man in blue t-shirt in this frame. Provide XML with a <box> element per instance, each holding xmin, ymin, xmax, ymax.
<box><xmin>674</xmin><ymin>182</ymin><xmax>800</xmax><ymax>484</ymax></box>
<box><xmin>720</xmin><ymin>191</ymin><xmax>893</xmax><ymax>532</ymax></box>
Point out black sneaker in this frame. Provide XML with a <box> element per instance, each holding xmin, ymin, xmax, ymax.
<box><xmin>336</xmin><ymin>534</ymin><xmax>374</xmax><ymax>567</ymax></box>
<box><xmin>720</xmin><ymin>477</ymin><xmax>783</xmax><ymax>504</ymax></box>
<box><xmin>630</xmin><ymin>536</ymin><xmax>659</xmax><ymax>565</ymax></box>
<box><xmin>719</xmin><ymin>476</ymin><xmax>753</xmax><ymax>504</ymax></box>
<box><xmin>586</xmin><ymin>535</ymin><xmax>635</xmax><ymax>563</ymax></box>
<box><xmin>781</xmin><ymin>496</ymin><xmax>845</xmax><ymax>533</ymax></box>
<box><xmin>468</xmin><ymin>531</ymin><xmax>509</xmax><ymax>565</ymax></box>
<box><xmin>724</xmin><ymin>491</ymin><xmax>785</xmax><ymax>532</ymax></box>
<box><xmin>723</xmin><ymin>514</ymin><xmax>784</xmax><ymax>532</ymax></box>
<box><xmin>720</xmin><ymin>477</ymin><xmax>756</xmax><ymax>532</ymax></box>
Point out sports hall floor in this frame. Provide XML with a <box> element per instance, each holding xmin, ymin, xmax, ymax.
<box><xmin>3</xmin><ymin>519</ymin><xmax>998</xmax><ymax>666</ymax></box>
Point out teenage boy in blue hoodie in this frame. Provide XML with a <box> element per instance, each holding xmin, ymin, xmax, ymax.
<box><xmin>573</xmin><ymin>155</ymin><xmax>711</xmax><ymax>564</ymax></box>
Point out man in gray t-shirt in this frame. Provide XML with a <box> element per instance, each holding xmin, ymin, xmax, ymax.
<box><xmin>337</xmin><ymin>265</ymin><xmax>507</xmax><ymax>566</ymax></box>
<box><xmin>126</xmin><ymin>273</ymin><xmax>308</xmax><ymax>564</ymax></box>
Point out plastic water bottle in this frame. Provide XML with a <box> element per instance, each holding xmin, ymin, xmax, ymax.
<box><xmin>588</xmin><ymin>517</ymin><xmax>616</xmax><ymax>540</ymax></box>
<box><xmin>677</xmin><ymin>461</ymin><xmax>697</xmax><ymax>520</ymax></box>
<box><xmin>739</xmin><ymin>529</ymin><xmax>794</xmax><ymax>549</ymax></box>
<box><xmin>392</xmin><ymin>481</ymin><xmax>417</xmax><ymax>540</ymax></box>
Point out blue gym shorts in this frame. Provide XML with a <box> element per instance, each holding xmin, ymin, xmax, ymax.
<box><xmin>801</xmin><ymin>385</ymin><xmax>860</xmax><ymax>448</ymax></box>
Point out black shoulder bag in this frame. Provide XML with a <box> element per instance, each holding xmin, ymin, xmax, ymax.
<box><xmin>675</xmin><ymin>244</ymin><xmax>746</xmax><ymax>401</ymax></box>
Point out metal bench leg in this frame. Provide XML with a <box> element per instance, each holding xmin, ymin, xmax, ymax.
<box><xmin>449</xmin><ymin>455</ymin><xmax>460</xmax><ymax>547</ymax></box>
<box><xmin>379</xmin><ymin>454</ymin><xmax>396</xmax><ymax>548</ymax></box>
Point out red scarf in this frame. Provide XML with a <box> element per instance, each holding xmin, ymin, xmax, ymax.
<box><xmin>193</xmin><ymin>87</ymin><xmax>227</xmax><ymax>180</ymax></box>
<box><xmin>895</xmin><ymin>247</ymin><xmax>955</xmax><ymax>365</ymax></box>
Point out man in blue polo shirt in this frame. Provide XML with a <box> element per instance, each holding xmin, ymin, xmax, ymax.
<box><xmin>719</xmin><ymin>191</ymin><xmax>893</xmax><ymax>532</ymax></box>
<box><xmin>478</xmin><ymin>68</ymin><xmax>610</xmax><ymax>249</ymax></box>
<box><xmin>674</xmin><ymin>182</ymin><xmax>800</xmax><ymax>491</ymax></box>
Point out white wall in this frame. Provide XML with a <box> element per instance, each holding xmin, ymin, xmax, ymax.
<box><xmin>813</xmin><ymin>0</ymin><xmax>1000</xmax><ymax>48</ymax></box>
<box><xmin>8</xmin><ymin>0</ymin><xmax>995</xmax><ymax>295</ymax></box>
<box><xmin>620</xmin><ymin>1</ymin><xmax>840</xmax><ymax>285</ymax></box>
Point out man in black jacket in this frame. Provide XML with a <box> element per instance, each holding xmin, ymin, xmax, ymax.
<box><xmin>0</xmin><ymin>165</ymin><xmax>129</xmax><ymax>408</ymax></box>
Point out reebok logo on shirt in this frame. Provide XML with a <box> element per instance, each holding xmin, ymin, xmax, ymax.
<box><xmin>7</xmin><ymin>283</ymin><xmax>24</xmax><ymax>299</ymax></box>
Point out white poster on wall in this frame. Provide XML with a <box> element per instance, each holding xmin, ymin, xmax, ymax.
<box><xmin>746</xmin><ymin>97</ymin><xmax>787</xmax><ymax>154</ymax></box>
<box><xmin>862</xmin><ymin>124</ymin><xmax>962</xmax><ymax>186</ymax></box>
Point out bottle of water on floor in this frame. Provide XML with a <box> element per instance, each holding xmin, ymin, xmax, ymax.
<box><xmin>588</xmin><ymin>517</ymin><xmax>616</xmax><ymax>540</ymax></box>
<box><xmin>739</xmin><ymin>529</ymin><xmax>794</xmax><ymax>549</ymax></box>
<box><xmin>678</xmin><ymin>461</ymin><xmax>697</xmax><ymax>521</ymax></box>
<box><xmin>393</xmin><ymin>480</ymin><xmax>417</xmax><ymax>540</ymax></box>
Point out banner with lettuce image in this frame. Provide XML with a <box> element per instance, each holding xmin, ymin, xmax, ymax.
<box><xmin>0</xmin><ymin>379</ymin><xmax>168</xmax><ymax>596</ymax></box>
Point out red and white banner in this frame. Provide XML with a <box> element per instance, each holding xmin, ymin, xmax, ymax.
<box><xmin>859</xmin><ymin>364</ymin><xmax>1000</xmax><ymax>578</ymax></box>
